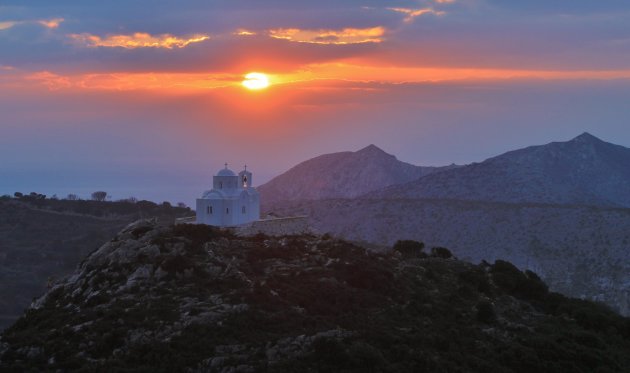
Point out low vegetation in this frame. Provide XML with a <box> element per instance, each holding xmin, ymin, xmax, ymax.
<box><xmin>0</xmin><ymin>196</ymin><xmax>191</xmax><ymax>330</ymax></box>
<box><xmin>1</xmin><ymin>223</ymin><xmax>629</xmax><ymax>372</ymax></box>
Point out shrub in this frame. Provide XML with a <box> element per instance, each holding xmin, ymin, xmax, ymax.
<box><xmin>491</xmin><ymin>260</ymin><xmax>548</xmax><ymax>301</ymax></box>
<box><xmin>430</xmin><ymin>247</ymin><xmax>453</xmax><ymax>259</ymax></box>
<box><xmin>393</xmin><ymin>240</ymin><xmax>426</xmax><ymax>258</ymax></box>
<box><xmin>136</xmin><ymin>200</ymin><xmax>158</xmax><ymax>209</ymax></box>
<box><xmin>91</xmin><ymin>191</ymin><xmax>107</xmax><ymax>202</ymax></box>
<box><xmin>171</xmin><ymin>223</ymin><xmax>226</xmax><ymax>248</ymax></box>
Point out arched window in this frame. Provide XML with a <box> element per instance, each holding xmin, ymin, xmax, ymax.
<box><xmin>208</xmin><ymin>205</ymin><xmax>212</xmax><ymax>214</ymax></box>
<box><xmin>242</xmin><ymin>206</ymin><xmax>246</xmax><ymax>214</ymax></box>
<box><xmin>226</xmin><ymin>207</ymin><xmax>229</xmax><ymax>214</ymax></box>
<box><xmin>219</xmin><ymin>182</ymin><xmax>223</xmax><ymax>189</ymax></box>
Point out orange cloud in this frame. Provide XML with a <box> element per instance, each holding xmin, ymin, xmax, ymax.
<box><xmin>38</xmin><ymin>18</ymin><xmax>64</xmax><ymax>29</ymax></box>
<box><xmin>0</xmin><ymin>21</ymin><xmax>18</xmax><ymax>30</ymax></box>
<box><xmin>69</xmin><ymin>32</ymin><xmax>210</xmax><ymax>49</ymax></box>
<box><xmin>234</xmin><ymin>29</ymin><xmax>256</xmax><ymax>36</ymax></box>
<box><xmin>388</xmin><ymin>8</ymin><xmax>445</xmax><ymax>23</ymax></box>
<box><xmin>269</xmin><ymin>27</ymin><xmax>386</xmax><ymax>45</ymax></box>
<box><xmin>434</xmin><ymin>0</ymin><xmax>456</xmax><ymax>3</ymax></box>
<box><xmin>12</xmin><ymin>64</ymin><xmax>630</xmax><ymax>95</ymax></box>
<box><xmin>0</xmin><ymin>18</ymin><xmax>64</xmax><ymax>30</ymax></box>
<box><xmin>19</xmin><ymin>71</ymin><xmax>240</xmax><ymax>92</ymax></box>
<box><xmin>26</xmin><ymin>71</ymin><xmax>72</xmax><ymax>90</ymax></box>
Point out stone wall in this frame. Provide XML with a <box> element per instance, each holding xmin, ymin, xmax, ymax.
<box><xmin>233</xmin><ymin>216</ymin><xmax>310</xmax><ymax>237</ymax></box>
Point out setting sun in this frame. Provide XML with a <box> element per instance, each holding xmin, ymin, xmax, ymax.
<box><xmin>242</xmin><ymin>72</ymin><xmax>270</xmax><ymax>90</ymax></box>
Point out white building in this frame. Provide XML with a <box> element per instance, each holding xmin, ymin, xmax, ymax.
<box><xmin>196</xmin><ymin>164</ymin><xmax>260</xmax><ymax>227</ymax></box>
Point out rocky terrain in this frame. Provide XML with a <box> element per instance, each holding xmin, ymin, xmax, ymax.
<box><xmin>262</xmin><ymin>133</ymin><xmax>630</xmax><ymax>316</ymax></box>
<box><xmin>0</xmin><ymin>196</ymin><xmax>190</xmax><ymax>330</ymax></box>
<box><xmin>270</xmin><ymin>198</ymin><xmax>630</xmax><ymax>315</ymax></box>
<box><xmin>258</xmin><ymin>144</ymin><xmax>456</xmax><ymax>209</ymax></box>
<box><xmin>2</xmin><ymin>220</ymin><xmax>630</xmax><ymax>372</ymax></box>
<box><xmin>370</xmin><ymin>133</ymin><xmax>630</xmax><ymax>207</ymax></box>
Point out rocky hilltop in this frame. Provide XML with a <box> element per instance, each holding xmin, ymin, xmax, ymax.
<box><xmin>2</xmin><ymin>220</ymin><xmax>630</xmax><ymax>372</ymax></box>
<box><xmin>370</xmin><ymin>133</ymin><xmax>630</xmax><ymax>207</ymax></box>
<box><xmin>258</xmin><ymin>144</ymin><xmax>455</xmax><ymax>208</ymax></box>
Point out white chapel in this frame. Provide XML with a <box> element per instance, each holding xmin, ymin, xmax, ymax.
<box><xmin>196</xmin><ymin>164</ymin><xmax>260</xmax><ymax>227</ymax></box>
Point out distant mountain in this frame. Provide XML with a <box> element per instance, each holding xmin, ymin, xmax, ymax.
<box><xmin>258</xmin><ymin>144</ymin><xmax>456</xmax><ymax>208</ymax></box>
<box><xmin>3</xmin><ymin>220</ymin><xmax>630</xmax><ymax>371</ymax></box>
<box><xmin>369</xmin><ymin>133</ymin><xmax>630</xmax><ymax>207</ymax></box>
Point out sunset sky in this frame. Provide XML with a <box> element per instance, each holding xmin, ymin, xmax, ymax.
<box><xmin>2</xmin><ymin>0</ymin><xmax>630</xmax><ymax>204</ymax></box>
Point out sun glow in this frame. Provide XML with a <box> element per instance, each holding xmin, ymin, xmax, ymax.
<box><xmin>242</xmin><ymin>72</ymin><xmax>270</xmax><ymax>90</ymax></box>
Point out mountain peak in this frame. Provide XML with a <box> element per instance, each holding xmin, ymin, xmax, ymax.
<box><xmin>571</xmin><ymin>132</ymin><xmax>602</xmax><ymax>144</ymax></box>
<box><xmin>356</xmin><ymin>144</ymin><xmax>387</xmax><ymax>155</ymax></box>
<box><xmin>258</xmin><ymin>143</ymin><xmax>448</xmax><ymax>204</ymax></box>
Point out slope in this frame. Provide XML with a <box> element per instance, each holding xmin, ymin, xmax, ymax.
<box><xmin>0</xmin><ymin>196</ymin><xmax>190</xmax><ymax>330</ymax></box>
<box><xmin>370</xmin><ymin>133</ymin><xmax>630</xmax><ymax>207</ymax></box>
<box><xmin>2</xmin><ymin>220</ymin><xmax>629</xmax><ymax>372</ymax></box>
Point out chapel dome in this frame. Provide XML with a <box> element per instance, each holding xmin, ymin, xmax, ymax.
<box><xmin>217</xmin><ymin>168</ymin><xmax>237</xmax><ymax>177</ymax></box>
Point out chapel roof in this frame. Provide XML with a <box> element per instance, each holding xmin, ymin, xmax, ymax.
<box><xmin>217</xmin><ymin>168</ymin><xmax>237</xmax><ymax>177</ymax></box>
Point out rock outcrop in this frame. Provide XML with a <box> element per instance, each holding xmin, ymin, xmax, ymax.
<box><xmin>2</xmin><ymin>220</ymin><xmax>630</xmax><ymax>372</ymax></box>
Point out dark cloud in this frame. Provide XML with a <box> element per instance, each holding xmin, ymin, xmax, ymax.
<box><xmin>1</xmin><ymin>1</ymin><xmax>629</xmax><ymax>73</ymax></box>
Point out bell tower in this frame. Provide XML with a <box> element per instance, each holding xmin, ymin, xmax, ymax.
<box><xmin>239</xmin><ymin>165</ymin><xmax>253</xmax><ymax>188</ymax></box>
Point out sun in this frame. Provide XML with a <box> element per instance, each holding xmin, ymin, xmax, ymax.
<box><xmin>242</xmin><ymin>72</ymin><xmax>270</xmax><ymax>90</ymax></box>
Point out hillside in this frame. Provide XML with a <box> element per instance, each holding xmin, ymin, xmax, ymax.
<box><xmin>2</xmin><ymin>220</ymin><xmax>630</xmax><ymax>372</ymax></box>
<box><xmin>0</xmin><ymin>196</ymin><xmax>190</xmax><ymax>330</ymax></box>
<box><xmin>369</xmin><ymin>133</ymin><xmax>630</xmax><ymax>207</ymax></box>
<box><xmin>269</xmin><ymin>198</ymin><xmax>630</xmax><ymax>315</ymax></box>
<box><xmin>261</xmin><ymin>133</ymin><xmax>630</xmax><ymax>315</ymax></box>
<box><xmin>258</xmin><ymin>144</ymin><xmax>456</xmax><ymax>208</ymax></box>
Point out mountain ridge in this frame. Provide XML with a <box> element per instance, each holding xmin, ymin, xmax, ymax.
<box><xmin>258</xmin><ymin>144</ymin><xmax>458</xmax><ymax>209</ymax></box>
<box><xmin>365</xmin><ymin>133</ymin><xmax>630</xmax><ymax>207</ymax></box>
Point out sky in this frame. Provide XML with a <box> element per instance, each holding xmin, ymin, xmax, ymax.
<box><xmin>1</xmin><ymin>0</ymin><xmax>630</xmax><ymax>205</ymax></box>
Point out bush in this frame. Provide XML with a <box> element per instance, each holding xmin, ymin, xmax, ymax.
<box><xmin>91</xmin><ymin>191</ymin><xmax>107</xmax><ymax>202</ymax></box>
<box><xmin>171</xmin><ymin>223</ymin><xmax>226</xmax><ymax>247</ymax></box>
<box><xmin>137</xmin><ymin>200</ymin><xmax>158</xmax><ymax>209</ymax></box>
<box><xmin>393</xmin><ymin>240</ymin><xmax>426</xmax><ymax>258</ymax></box>
<box><xmin>430</xmin><ymin>247</ymin><xmax>453</xmax><ymax>259</ymax></box>
<box><xmin>491</xmin><ymin>260</ymin><xmax>548</xmax><ymax>300</ymax></box>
